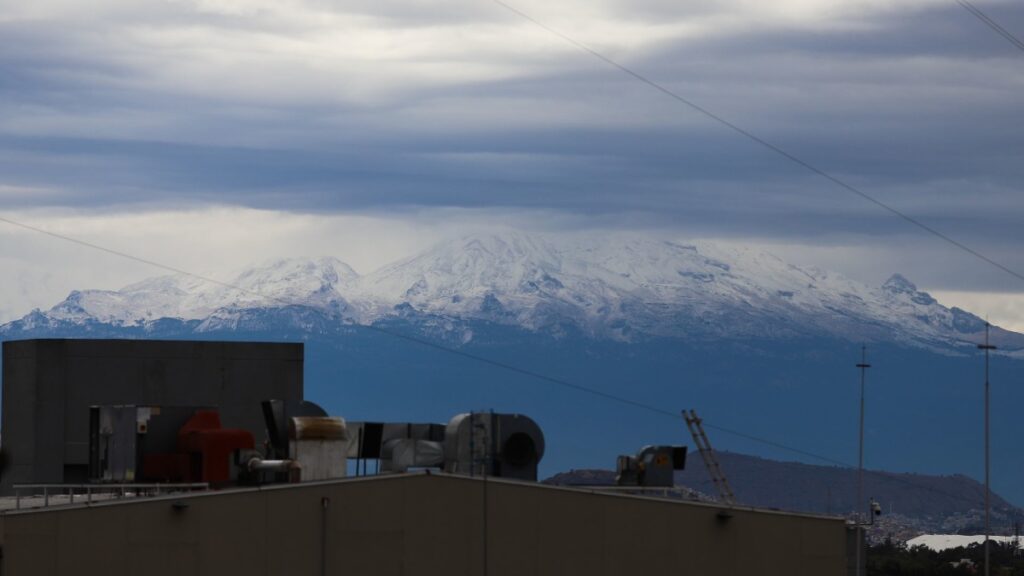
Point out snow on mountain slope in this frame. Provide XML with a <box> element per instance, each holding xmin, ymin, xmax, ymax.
<box><xmin>6</xmin><ymin>232</ymin><xmax>1021</xmax><ymax>351</ymax></box>
<box><xmin>43</xmin><ymin>257</ymin><xmax>358</xmax><ymax>325</ymax></box>
<box><xmin>346</xmin><ymin>232</ymin><xmax>1015</xmax><ymax>349</ymax></box>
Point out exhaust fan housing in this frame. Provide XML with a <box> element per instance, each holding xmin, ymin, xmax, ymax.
<box><xmin>444</xmin><ymin>413</ymin><xmax>545</xmax><ymax>481</ymax></box>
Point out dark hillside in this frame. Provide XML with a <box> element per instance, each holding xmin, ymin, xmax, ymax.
<box><xmin>546</xmin><ymin>450</ymin><xmax>1023</xmax><ymax>538</ymax></box>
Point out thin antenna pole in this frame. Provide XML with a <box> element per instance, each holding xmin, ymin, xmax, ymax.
<box><xmin>857</xmin><ymin>345</ymin><xmax>871</xmax><ymax>520</ymax></box>
<box><xmin>979</xmin><ymin>323</ymin><xmax>997</xmax><ymax>576</ymax></box>
<box><xmin>483</xmin><ymin>410</ymin><xmax>491</xmax><ymax>576</ymax></box>
<box><xmin>855</xmin><ymin>345</ymin><xmax>871</xmax><ymax>576</ymax></box>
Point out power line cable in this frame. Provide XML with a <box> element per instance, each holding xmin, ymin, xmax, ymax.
<box><xmin>0</xmin><ymin>213</ymin><xmax>996</xmax><ymax>510</ymax></box>
<box><xmin>4</xmin><ymin>0</ymin><xmax>1013</xmax><ymax>505</ymax></box>
<box><xmin>701</xmin><ymin>424</ymin><xmax>992</xmax><ymax>509</ymax></box>
<box><xmin>0</xmin><ymin>215</ymin><xmax>667</xmax><ymax>416</ymax></box>
<box><xmin>490</xmin><ymin>0</ymin><xmax>1024</xmax><ymax>285</ymax></box>
<box><xmin>0</xmin><ymin>213</ymin><xmax>851</xmax><ymax>462</ymax></box>
<box><xmin>6</xmin><ymin>0</ymin><xmax>1017</xmax><ymax>499</ymax></box>
<box><xmin>397</xmin><ymin>314</ymin><xmax>992</xmax><ymax>511</ymax></box>
<box><xmin>0</xmin><ymin>214</ymin><xmax>681</xmax><ymax>421</ymax></box>
<box><xmin>872</xmin><ymin>469</ymin><xmax>995</xmax><ymax>510</ymax></box>
<box><xmin>487</xmin><ymin>0</ymin><xmax>1011</xmax><ymax>515</ymax></box>
<box><xmin>702</xmin><ymin>421</ymin><xmax>850</xmax><ymax>468</ymax></box>
<box><xmin>957</xmin><ymin>0</ymin><xmax>1024</xmax><ymax>53</ymax></box>
<box><xmin>0</xmin><ymin>215</ymin><xmax>249</xmax><ymax>293</ymax></box>
<box><xmin>0</xmin><ymin>4</ymin><xmax>1007</xmax><ymax>516</ymax></box>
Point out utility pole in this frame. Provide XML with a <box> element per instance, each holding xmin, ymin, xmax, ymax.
<box><xmin>979</xmin><ymin>323</ymin><xmax>997</xmax><ymax>576</ymax></box>
<box><xmin>855</xmin><ymin>346</ymin><xmax>871</xmax><ymax>576</ymax></box>
<box><xmin>857</xmin><ymin>345</ymin><xmax>871</xmax><ymax>520</ymax></box>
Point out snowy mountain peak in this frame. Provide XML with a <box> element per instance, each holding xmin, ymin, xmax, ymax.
<box><xmin>453</xmin><ymin>232</ymin><xmax>560</xmax><ymax>264</ymax></box>
<box><xmin>236</xmin><ymin>257</ymin><xmax>359</xmax><ymax>286</ymax></box>
<box><xmin>883</xmin><ymin>273</ymin><xmax>918</xmax><ymax>294</ymax></box>
<box><xmin>882</xmin><ymin>273</ymin><xmax>937</xmax><ymax>306</ymax></box>
<box><xmin>41</xmin><ymin>256</ymin><xmax>360</xmax><ymax>325</ymax></box>
<box><xmin>6</xmin><ymin>231</ymin><xmax>1023</xmax><ymax>352</ymax></box>
<box><xmin>341</xmin><ymin>232</ymin><xmax>1018</xmax><ymax>349</ymax></box>
<box><xmin>230</xmin><ymin>257</ymin><xmax>358</xmax><ymax>301</ymax></box>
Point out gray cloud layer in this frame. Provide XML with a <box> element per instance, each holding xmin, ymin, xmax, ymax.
<box><xmin>1</xmin><ymin>0</ymin><xmax>1022</xmax><ymax>291</ymax></box>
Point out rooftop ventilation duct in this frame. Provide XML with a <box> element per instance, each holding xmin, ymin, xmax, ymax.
<box><xmin>615</xmin><ymin>445</ymin><xmax>687</xmax><ymax>487</ymax></box>
<box><xmin>444</xmin><ymin>412</ymin><xmax>545</xmax><ymax>481</ymax></box>
<box><xmin>287</xmin><ymin>416</ymin><xmax>348</xmax><ymax>481</ymax></box>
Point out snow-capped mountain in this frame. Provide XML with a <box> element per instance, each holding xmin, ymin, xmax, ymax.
<box><xmin>345</xmin><ymin>234</ymin><xmax>1019</xmax><ymax>350</ymax></box>
<box><xmin>6</xmin><ymin>231</ymin><xmax>1024</xmax><ymax>507</ymax></box>
<box><xmin>4</xmin><ymin>232</ymin><xmax>1021</xmax><ymax>352</ymax></box>
<box><xmin>39</xmin><ymin>257</ymin><xmax>357</xmax><ymax>324</ymax></box>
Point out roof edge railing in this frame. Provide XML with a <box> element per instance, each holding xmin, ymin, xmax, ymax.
<box><xmin>10</xmin><ymin>482</ymin><xmax>209</xmax><ymax>510</ymax></box>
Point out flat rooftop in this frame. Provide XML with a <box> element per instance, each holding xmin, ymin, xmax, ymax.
<box><xmin>0</xmin><ymin>471</ymin><xmax>845</xmax><ymax>523</ymax></box>
<box><xmin>0</xmin><ymin>472</ymin><xmax>853</xmax><ymax>576</ymax></box>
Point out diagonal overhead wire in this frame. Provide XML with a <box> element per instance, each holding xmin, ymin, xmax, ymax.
<box><xmin>0</xmin><ymin>213</ymin><xmax>760</xmax><ymax>440</ymax></box>
<box><xmin>0</xmin><ymin>214</ymin><xmax>669</xmax><ymax>416</ymax></box>
<box><xmin>0</xmin><ymin>215</ymin><xmax>686</xmax><ymax>422</ymax></box>
<box><xmin>491</xmin><ymin>0</ymin><xmax>1024</xmax><ymax>285</ymax></box>
<box><xmin>957</xmin><ymin>0</ymin><xmax>1024</xmax><ymax>53</ymax></box>
<box><xmin>0</xmin><ymin>215</ymin><xmax>248</xmax><ymax>294</ymax></box>
<box><xmin>0</xmin><ymin>212</ymin><xmax>996</xmax><ymax>509</ymax></box>
<box><xmin>1</xmin><ymin>1</ymin><xmax>1009</xmax><ymax>510</ymax></box>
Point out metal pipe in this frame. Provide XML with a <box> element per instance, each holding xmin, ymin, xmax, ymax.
<box><xmin>246</xmin><ymin>458</ymin><xmax>296</xmax><ymax>473</ymax></box>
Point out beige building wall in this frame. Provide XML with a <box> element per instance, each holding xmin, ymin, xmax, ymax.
<box><xmin>0</xmin><ymin>473</ymin><xmax>849</xmax><ymax>575</ymax></box>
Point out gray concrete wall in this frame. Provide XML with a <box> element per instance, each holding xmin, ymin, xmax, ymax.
<box><xmin>1</xmin><ymin>339</ymin><xmax>304</xmax><ymax>492</ymax></box>
<box><xmin>0</xmin><ymin>473</ymin><xmax>850</xmax><ymax>576</ymax></box>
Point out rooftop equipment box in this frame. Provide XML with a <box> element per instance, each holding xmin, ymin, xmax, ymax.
<box><xmin>0</xmin><ymin>339</ymin><xmax>304</xmax><ymax>493</ymax></box>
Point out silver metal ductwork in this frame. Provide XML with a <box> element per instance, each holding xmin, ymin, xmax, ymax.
<box><xmin>444</xmin><ymin>412</ymin><xmax>545</xmax><ymax>481</ymax></box>
<box><xmin>350</xmin><ymin>412</ymin><xmax>545</xmax><ymax>481</ymax></box>
<box><xmin>348</xmin><ymin>422</ymin><xmax>447</xmax><ymax>475</ymax></box>
<box><xmin>379</xmin><ymin>439</ymin><xmax>445</xmax><ymax>473</ymax></box>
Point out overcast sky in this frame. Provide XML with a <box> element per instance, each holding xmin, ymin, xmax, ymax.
<box><xmin>1</xmin><ymin>0</ymin><xmax>1022</xmax><ymax>327</ymax></box>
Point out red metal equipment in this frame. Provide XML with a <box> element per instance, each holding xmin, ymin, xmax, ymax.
<box><xmin>140</xmin><ymin>409</ymin><xmax>255</xmax><ymax>485</ymax></box>
<box><xmin>177</xmin><ymin>410</ymin><xmax>255</xmax><ymax>485</ymax></box>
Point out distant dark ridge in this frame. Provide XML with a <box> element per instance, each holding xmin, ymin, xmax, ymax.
<box><xmin>545</xmin><ymin>451</ymin><xmax>1022</xmax><ymax>531</ymax></box>
<box><xmin>543</xmin><ymin>469</ymin><xmax>616</xmax><ymax>486</ymax></box>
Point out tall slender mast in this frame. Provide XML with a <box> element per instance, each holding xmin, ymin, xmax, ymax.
<box><xmin>856</xmin><ymin>345</ymin><xmax>871</xmax><ymax>519</ymax></box>
<box><xmin>855</xmin><ymin>346</ymin><xmax>871</xmax><ymax>576</ymax></box>
<box><xmin>979</xmin><ymin>323</ymin><xmax>996</xmax><ymax>576</ymax></box>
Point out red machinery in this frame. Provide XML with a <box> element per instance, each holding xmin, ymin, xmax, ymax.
<box><xmin>141</xmin><ymin>410</ymin><xmax>255</xmax><ymax>486</ymax></box>
<box><xmin>93</xmin><ymin>404</ymin><xmax>327</xmax><ymax>487</ymax></box>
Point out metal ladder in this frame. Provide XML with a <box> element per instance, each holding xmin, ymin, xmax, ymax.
<box><xmin>683</xmin><ymin>409</ymin><xmax>736</xmax><ymax>505</ymax></box>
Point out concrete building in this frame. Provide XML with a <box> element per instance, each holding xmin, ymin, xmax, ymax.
<box><xmin>0</xmin><ymin>472</ymin><xmax>852</xmax><ymax>576</ymax></box>
<box><xmin>0</xmin><ymin>339</ymin><xmax>860</xmax><ymax>574</ymax></box>
<box><xmin>1</xmin><ymin>339</ymin><xmax>304</xmax><ymax>492</ymax></box>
